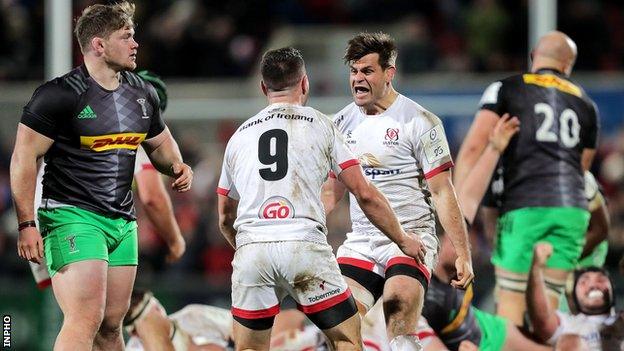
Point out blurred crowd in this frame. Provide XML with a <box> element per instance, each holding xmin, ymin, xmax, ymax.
<box><xmin>1</xmin><ymin>0</ymin><xmax>624</xmax><ymax>80</ymax></box>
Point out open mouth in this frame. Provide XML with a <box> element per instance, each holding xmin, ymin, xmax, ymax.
<box><xmin>587</xmin><ymin>289</ymin><xmax>604</xmax><ymax>300</ymax></box>
<box><xmin>353</xmin><ymin>86</ymin><xmax>370</xmax><ymax>97</ymax></box>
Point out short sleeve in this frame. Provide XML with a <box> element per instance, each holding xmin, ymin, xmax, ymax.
<box><xmin>216</xmin><ymin>145</ymin><xmax>239</xmax><ymax>200</ymax></box>
<box><xmin>414</xmin><ymin>114</ymin><xmax>453</xmax><ymax>179</ymax></box>
<box><xmin>547</xmin><ymin>311</ymin><xmax>568</xmax><ymax>345</ymax></box>
<box><xmin>133</xmin><ymin>147</ymin><xmax>155</xmax><ymax>176</ymax></box>
<box><xmin>21</xmin><ymin>81</ymin><xmax>75</xmax><ymax>139</ymax></box>
<box><xmin>582</xmin><ymin>100</ymin><xmax>599</xmax><ymax>149</ymax></box>
<box><xmin>328</xmin><ymin>122</ymin><xmax>359</xmax><ymax>176</ymax></box>
<box><xmin>145</xmin><ymin>84</ymin><xmax>166</xmax><ymax>139</ymax></box>
<box><xmin>478</xmin><ymin>81</ymin><xmax>505</xmax><ymax>115</ymax></box>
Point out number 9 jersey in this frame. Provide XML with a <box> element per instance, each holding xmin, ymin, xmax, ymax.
<box><xmin>217</xmin><ymin>103</ymin><xmax>359</xmax><ymax>248</ymax></box>
<box><xmin>479</xmin><ymin>68</ymin><xmax>600</xmax><ymax>213</ymax></box>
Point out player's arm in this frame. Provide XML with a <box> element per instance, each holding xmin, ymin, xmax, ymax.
<box><xmin>457</xmin><ymin>114</ymin><xmax>519</xmax><ymax>223</ymax></box>
<box><xmin>453</xmin><ymin>109</ymin><xmax>499</xmax><ymax>189</ymax></box>
<box><xmin>427</xmin><ymin>171</ymin><xmax>474</xmax><ymax>289</ymax></box>
<box><xmin>321</xmin><ymin>175</ymin><xmax>346</xmax><ymax>215</ymax></box>
<box><xmin>338</xmin><ymin>165</ymin><xmax>426</xmax><ymax>262</ymax></box>
<box><xmin>527</xmin><ymin>243</ymin><xmax>560</xmax><ymax>342</ymax></box>
<box><xmin>580</xmin><ymin>192</ymin><xmax>609</xmax><ymax>259</ymax></box>
<box><xmin>581</xmin><ymin>149</ymin><xmax>595</xmax><ymax>172</ymax></box>
<box><xmin>142</xmin><ymin>127</ymin><xmax>193</xmax><ymax>192</ymax></box>
<box><xmin>11</xmin><ymin>124</ymin><xmax>53</xmax><ymax>263</ymax></box>
<box><xmin>135</xmin><ymin>167</ymin><xmax>186</xmax><ymax>263</ymax></box>
<box><xmin>134</xmin><ymin>313</ymin><xmax>176</xmax><ymax>351</ymax></box>
<box><xmin>217</xmin><ymin>195</ymin><xmax>238</xmax><ymax>249</ymax></box>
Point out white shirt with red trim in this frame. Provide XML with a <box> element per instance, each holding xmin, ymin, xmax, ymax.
<box><xmin>218</xmin><ymin>103</ymin><xmax>358</xmax><ymax>247</ymax></box>
<box><xmin>333</xmin><ymin>94</ymin><xmax>453</xmax><ymax>236</ymax></box>
<box><xmin>133</xmin><ymin>146</ymin><xmax>155</xmax><ymax>175</ymax></box>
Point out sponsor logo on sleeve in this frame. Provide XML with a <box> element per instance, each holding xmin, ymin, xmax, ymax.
<box><xmin>258</xmin><ymin>196</ymin><xmax>295</xmax><ymax>219</ymax></box>
<box><xmin>137</xmin><ymin>98</ymin><xmax>149</xmax><ymax>118</ymax></box>
<box><xmin>420</xmin><ymin>124</ymin><xmax>450</xmax><ymax>164</ymax></box>
<box><xmin>80</xmin><ymin>132</ymin><xmax>147</xmax><ymax>152</ymax></box>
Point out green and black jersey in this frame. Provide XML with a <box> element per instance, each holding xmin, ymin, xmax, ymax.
<box><xmin>479</xmin><ymin>68</ymin><xmax>599</xmax><ymax>213</ymax></box>
<box><xmin>21</xmin><ymin>65</ymin><xmax>165</xmax><ymax>220</ymax></box>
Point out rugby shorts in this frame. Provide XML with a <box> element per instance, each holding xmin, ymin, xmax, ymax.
<box><xmin>336</xmin><ymin>229</ymin><xmax>439</xmax><ymax>301</ymax></box>
<box><xmin>38</xmin><ymin>206</ymin><xmax>138</xmax><ymax>276</ymax></box>
<box><xmin>492</xmin><ymin>207</ymin><xmax>589</xmax><ymax>273</ymax></box>
<box><xmin>231</xmin><ymin>240</ymin><xmax>357</xmax><ymax>330</ymax></box>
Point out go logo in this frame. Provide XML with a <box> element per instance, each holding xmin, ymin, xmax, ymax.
<box><xmin>259</xmin><ymin>196</ymin><xmax>295</xmax><ymax>219</ymax></box>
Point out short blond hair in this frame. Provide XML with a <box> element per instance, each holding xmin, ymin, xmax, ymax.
<box><xmin>74</xmin><ymin>1</ymin><xmax>135</xmax><ymax>53</ymax></box>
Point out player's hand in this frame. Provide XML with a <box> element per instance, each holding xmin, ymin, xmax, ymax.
<box><xmin>532</xmin><ymin>242</ymin><xmax>553</xmax><ymax>268</ymax></box>
<box><xmin>397</xmin><ymin>231</ymin><xmax>427</xmax><ymax>264</ymax></box>
<box><xmin>489</xmin><ymin>113</ymin><xmax>520</xmax><ymax>153</ymax></box>
<box><xmin>17</xmin><ymin>227</ymin><xmax>44</xmax><ymax>264</ymax></box>
<box><xmin>171</xmin><ymin>162</ymin><xmax>193</xmax><ymax>192</ymax></box>
<box><xmin>458</xmin><ymin>340</ymin><xmax>479</xmax><ymax>351</ymax></box>
<box><xmin>166</xmin><ymin>236</ymin><xmax>186</xmax><ymax>263</ymax></box>
<box><xmin>451</xmin><ymin>256</ymin><xmax>474</xmax><ymax>290</ymax></box>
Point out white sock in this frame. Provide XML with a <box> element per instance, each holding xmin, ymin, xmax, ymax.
<box><xmin>389</xmin><ymin>335</ymin><xmax>423</xmax><ymax>351</ymax></box>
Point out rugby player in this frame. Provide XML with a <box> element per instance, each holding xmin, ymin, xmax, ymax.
<box><xmin>454</xmin><ymin>31</ymin><xmax>599</xmax><ymax>325</ymax></box>
<box><xmin>10</xmin><ymin>2</ymin><xmax>192</xmax><ymax>350</ymax></box>
<box><xmin>217</xmin><ymin>47</ymin><xmax>424</xmax><ymax>351</ymax></box>
<box><xmin>528</xmin><ymin>243</ymin><xmax>624</xmax><ymax>350</ymax></box>
<box><xmin>322</xmin><ymin>32</ymin><xmax>474</xmax><ymax>350</ymax></box>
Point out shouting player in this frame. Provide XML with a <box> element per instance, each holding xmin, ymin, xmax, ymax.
<box><xmin>323</xmin><ymin>32</ymin><xmax>474</xmax><ymax>350</ymax></box>
<box><xmin>10</xmin><ymin>3</ymin><xmax>192</xmax><ymax>350</ymax></box>
<box><xmin>454</xmin><ymin>31</ymin><xmax>599</xmax><ymax>325</ymax></box>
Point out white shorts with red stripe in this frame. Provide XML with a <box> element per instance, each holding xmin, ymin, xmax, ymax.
<box><xmin>336</xmin><ymin>230</ymin><xmax>438</xmax><ymax>299</ymax></box>
<box><xmin>231</xmin><ymin>240</ymin><xmax>357</xmax><ymax>330</ymax></box>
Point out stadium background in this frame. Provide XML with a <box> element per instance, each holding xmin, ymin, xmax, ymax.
<box><xmin>1</xmin><ymin>0</ymin><xmax>624</xmax><ymax>349</ymax></box>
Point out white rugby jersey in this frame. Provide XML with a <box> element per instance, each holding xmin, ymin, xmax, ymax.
<box><xmin>549</xmin><ymin>311</ymin><xmax>612</xmax><ymax>350</ymax></box>
<box><xmin>133</xmin><ymin>146</ymin><xmax>155</xmax><ymax>175</ymax></box>
<box><xmin>126</xmin><ymin>304</ymin><xmax>233</xmax><ymax>350</ymax></box>
<box><xmin>334</xmin><ymin>94</ymin><xmax>453</xmax><ymax>236</ymax></box>
<box><xmin>218</xmin><ymin>102</ymin><xmax>358</xmax><ymax>247</ymax></box>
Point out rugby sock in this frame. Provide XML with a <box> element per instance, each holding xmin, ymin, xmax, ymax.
<box><xmin>389</xmin><ymin>335</ymin><xmax>423</xmax><ymax>351</ymax></box>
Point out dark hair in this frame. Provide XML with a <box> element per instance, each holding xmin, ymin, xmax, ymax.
<box><xmin>260</xmin><ymin>47</ymin><xmax>305</xmax><ymax>91</ymax></box>
<box><xmin>74</xmin><ymin>1</ymin><xmax>135</xmax><ymax>53</ymax></box>
<box><xmin>123</xmin><ymin>289</ymin><xmax>151</xmax><ymax>326</ymax></box>
<box><xmin>344</xmin><ymin>32</ymin><xmax>397</xmax><ymax>69</ymax></box>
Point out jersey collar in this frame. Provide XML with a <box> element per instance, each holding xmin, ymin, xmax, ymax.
<box><xmin>535</xmin><ymin>67</ymin><xmax>566</xmax><ymax>76</ymax></box>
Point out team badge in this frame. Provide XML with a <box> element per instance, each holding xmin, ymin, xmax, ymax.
<box><xmin>137</xmin><ymin>98</ymin><xmax>149</xmax><ymax>119</ymax></box>
<box><xmin>383</xmin><ymin>128</ymin><xmax>400</xmax><ymax>146</ymax></box>
<box><xmin>258</xmin><ymin>196</ymin><xmax>295</xmax><ymax>219</ymax></box>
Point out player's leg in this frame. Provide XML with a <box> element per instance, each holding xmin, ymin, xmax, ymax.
<box><xmin>51</xmin><ymin>260</ymin><xmax>108</xmax><ymax>350</ymax></box>
<box><xmin>94</xmin><ymin>217</ymin><xmax>139</xmax><ymax>350</ymax></box>
<box><xmin>494</xmin><ymin>267</ymin><xmax>527</xmax><ymax>326</ymax></box>
<box><xmin>383</xmin><ymin>274</ymin><xmax>425</xmax><ymax>350</ymax></box>
<box><xmin>337</xmin><ymin>242</ymin><xmax>386</xmax><ymax>316</ymax></box>
<box><xmin>231</xmin><ymin>242</ymin><xmax>282</xmax><ymax>351</ymax></box>
<box><xmin>233</xmin><ymin>320</ymin><xmax>273</xmax><ymax>351</ymax></box>
<box><xmin>381</xmin><ymin>231</ymin><xmax>437</xmax><ymax>350</ymax></box>
<box><xmin>39</xmin><ymin>207</ymin><xmax>111</xmax><ymax>350</ymax></box>
<box><xmin>322</xmin><ymin>313</ymin><xmax>362</xmax><ymax>351</ymax></box>
<box><xmin>492</xmin><ymin>208</ymin><xmax>546</xmax><ymax>326</ymax></box>
<box><xmin>93</xmin><ymin>265</ymin><xmax>136</xmax><ymax>350</ymax></box>
<box><xmin>291</xmin><ymin>242</ymin><xmax>361</xmax><ymax>350</ymax></box>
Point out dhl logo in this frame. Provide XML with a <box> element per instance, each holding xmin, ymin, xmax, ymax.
<box><xmin>523</xmin><ymin>73</ymin><xmax>582</xmax><ymax>97</ymax></box>
<box><xmin>80</xmin><ymin>133</ymin><xmax>146</xmax><ymax>152</ymax></box>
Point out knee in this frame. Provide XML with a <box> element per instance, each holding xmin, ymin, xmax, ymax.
<box><xmin>383</xmin><ymin>293</ymin><xmax>414</xmax><ymax>321</ymax></box>
<box><xmin>65</xmin><ymin>306</ymin><xmax>105</xmax><ymax>334</ymax></box>
<box><xmin>97</xmin><ymin>319</ymin><xmax>122</xmax><ymax>340</ymax></box>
